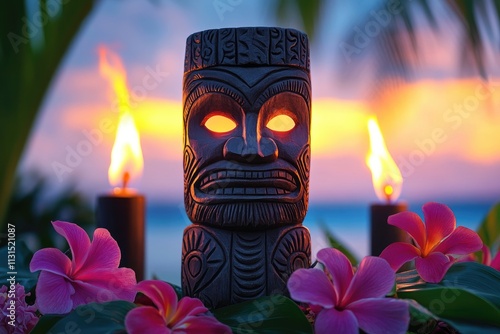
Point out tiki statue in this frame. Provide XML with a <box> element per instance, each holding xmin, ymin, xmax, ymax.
<box><xmin>182</xmin><ymin>27</ymin><xmax>312</xmax><ymax>308</ymax></box>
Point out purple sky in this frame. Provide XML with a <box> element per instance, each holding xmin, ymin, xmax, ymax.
<box><xmin>19</xmin><ymin>0</ymin><xmax>500</xmax><ymax>206</ymax></box>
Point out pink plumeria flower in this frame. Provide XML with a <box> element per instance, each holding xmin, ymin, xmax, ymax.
<box><xmin>481</xmin><ymin>244</ymin><xmax>500</xmax><ymax>270</ymax></box>
<box><xmin>1</xmin><ymin>284</ymin><xmax>38</xmax><ymax>333</ymax></box>
<box><xmin>125</xmin><ymin>280</ymin><xmax>231</xmax><ymax>334</ymax></box>
<box><xmin>288</xmin><ymin>248</ymin><xmax>409</xmax><ymax>334</ymax></box>
<box><xmin>380</xmin><ymin>202</ymin><xmax>483</xmax><ymax>283</ymax></box>
<box><xmin>491</xmin><ymin>251</ymin><xmax>500</xmax><ymax>270</ymax></box>
<box><xmin>30</xmin><ymin>221</ymin><xmax>137</xmax><ymax>314</ymax></box>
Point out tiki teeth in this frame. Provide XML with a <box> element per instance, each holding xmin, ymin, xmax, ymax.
<box><xmin>245</xmin><ymin>188</ymin><xmax>256</xmax><ymax>195</ymax></box>
<box><xmin>203</xmin><ymin>186</ymin><xmax>294</xmax><ymax>195</ymax></box>
<box><xmin>266</xmin><ymin>187</ymin><xmax>277</xmax><ymax>195</ymax></box>
<box><xmin>233</xmin><ymin>188</ymin><xmax>245</xmax><ymax>195</ymax></box>
<box><xmin>200</xmin><ymin>169</ymin><xmax>297</xmax><ymax>189</ymax></box>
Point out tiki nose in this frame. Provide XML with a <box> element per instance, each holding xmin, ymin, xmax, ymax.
<box><xmin>223</xmin><ymin>136</ymin><xmax>278</xmax><ymax>163</ymax></box>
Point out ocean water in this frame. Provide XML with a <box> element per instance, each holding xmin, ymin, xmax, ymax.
<box><xmin>145</xmin><ymin>201</ymin><xmax>494</xmax><ymax>285</ymax></box>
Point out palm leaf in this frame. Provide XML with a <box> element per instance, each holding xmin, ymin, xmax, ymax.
<box><xmin>1</xmin><ymin>171</ymin><xmax>94</xmax><ymax>249</ymax></box>
<box><xmin>452</xmin><ymin>0</ymin><xmax>487</xmax><ymax>78</ymax></box>
<box><xmin>0</xmin><ymin>1</ymin><xmax>94</xmax><ymax>229</ymax></box>
<box><xmin>319</xmin><ymin>222</ymin><xmax>358</xmax><ymax>265</ymax></box>
<box><xmin>275</xmin><ymin>0</ymin><xmax>324</xmax><ymax>39</ymax></box>
<box><xmin>312</xmin><ymin>0</ymin><xmax>499</xmax><ymax>83</ymax></box>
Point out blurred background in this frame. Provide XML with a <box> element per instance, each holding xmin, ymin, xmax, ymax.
<box><xmin>1</xmin><ymin>0</ymin><xmax>499</xmax><ymax>284</ymax></box>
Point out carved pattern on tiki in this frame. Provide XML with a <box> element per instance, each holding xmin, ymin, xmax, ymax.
<box><xmin>272</xmin><ymin>226</ymin><xmax>311</xmax><ymax>285</ymax></box>
<box><xmin>231</xmin><ymin>233</ymin><xmax>267</xmax><ymax>304</ymax></box>
<box><xmin>182</xmin><ymin>225</ymin><xmax>225</xmax><ymax>301</ymax></box>
<box><xmin>184</xmin><ymin>27</ymin><xmax>309</xmax><ymax>74</ymax></box>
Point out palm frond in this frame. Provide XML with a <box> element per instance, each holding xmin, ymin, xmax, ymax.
<box><xmin>1</xmin><ymin>171</ymin><xmax>94</xmax><ymax>249</ymax></box>
<box><xmin>452</xmin><ymin>0</ymin><xmax>488</xmax><ymax>78</ymax></box>
<box><xmin>279</xmin><ymin>0</ymin><xmax>499</xmax><ymax>83</ymax></box>
<box><xmin>0</xmin><ymin>1</ymin><xmax>94</xmax><ymax>229</ymax></box>
<box><xmin>274</xmin><ymin>0</ymin><xmax>324</xmax><ymax>39</ymax></box>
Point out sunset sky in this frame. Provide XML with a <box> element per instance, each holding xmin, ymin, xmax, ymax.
<box><xmin>20</xmin><ymin>0</ymin><xmax>500</xmax><ymax>206</ymax></box>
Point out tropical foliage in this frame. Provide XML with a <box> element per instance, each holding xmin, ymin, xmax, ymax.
<box><xmin>276</xmin><ymin>0</ymin><xmax>500</xmax><ymax>79</ymax></box>
<box><xmin>0</xmin><ymin>1</ymin><xmax>94</xmax><ymax>230</ymax></box>
<box><xmin>1</xmin><ymin>202</ymin><xmax>499</xmax><ymax>333</ymax></box>
<box><xmin>1</xmin><ymin>172</ymin><xmax>93</xmax><ymax>249</ymax></box>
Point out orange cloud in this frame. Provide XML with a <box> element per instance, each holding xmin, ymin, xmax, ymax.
<box><xmin>311</xmin><ymin>99</ymin><xmax>369</xmax><ymax>156</ymax></box>
<box><xmin>61</xmin><ymin>77</ymin><xmax>500</xmax><ymax>168</ymax></box>
<box><xmin>373</xmin><ymin>79</ymin><xmax>500</xmax><ymax>164</ymax></box>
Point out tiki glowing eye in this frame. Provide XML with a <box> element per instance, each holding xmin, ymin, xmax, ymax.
<box><xmin>266</xmin><ymin>114</ymin><xmax>295</xmax><ymax>132</ymax></box>
<box><xmin>204</xmin><ymin>115</ymin><xmax>237</xmax><ymax>133</ymax></box>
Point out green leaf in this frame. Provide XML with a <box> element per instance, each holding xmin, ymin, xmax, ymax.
<box><xmin>295</xmin><ymin>0</ymin><xmax>323</xmax><ymax>39</ymax></box>
<box><xmin>30</xmin><ymin>315</ymin><xmax>64</xmax><ymax>334</ymax></box>
<box><xmin>443</xmin><ymin>320</ymin><xmax>500</xmax><ymax>334</ymax></box>
<box><xmin>405</xmin><ymin>299</ymin><xmax>439</xmax><ymax>333</ymax></box>
<box><xmin>319</xmin><ymin>223</ymin><xmax>358</xmax><ymax>265</ymax></box>
<box><xmin>0</xmin><ymin>1</ymin><xmax>94</xmax><ymax>229</ymax></box>
<box><xmin>407</xmin><ymin>297</ymin><xmax>500</xmax><ymax>334</ymax></box>
<box><xmin>274</xmin><ymin>0</ymin><xmax>323</xmax><ymax>39</ymax></box>
<box><xmin>401</xmin><ymin>287</ymin><xmax>500</xmax><ymax>326</ymax></box>
<box><xmin>399</xmin><ymin>262</ymin><xmax>500</xmax><ymax>307</ymax></box>
<box><xmin>397</xmin><ymin>262</ymin><xmax>500</xmax><ymax>330</ymax></box>
<box><xmin>404</xmin><ymin>295</ymin><xmax>500</xmax><ymax>333</ymax></box>
<box><xmin>38</xmin><ymin>301</ymin><xmax>136</xmax><ymax>334</ymax></box>
<box><xmin>213</xmin><ymin>295</ymin><xmax>313</xmax><ymax>334</ymax></box>
<box><xmin>453</xmin><ymin>0</ymin><xmax>488</xmax><ymax>79</ymax></box>
<box><xmin>477</xmin><ymin>203</ymin><xmax>500</xmax><ymax>249</ymax></box>
<box><xmin>0</xmin><ymin>241</ymin><xmax>38</xmax><ymax>292</ymax></box>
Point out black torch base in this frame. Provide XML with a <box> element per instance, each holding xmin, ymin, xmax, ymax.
<box><xmin>370</xmin><ymin>203</ymin><xmax>409</xmax><ymax>256</ymax></box>
<box><xmin>96</xmin><ymin>194</ymin><xmax>145</xmax><ymax>281</ymax></box>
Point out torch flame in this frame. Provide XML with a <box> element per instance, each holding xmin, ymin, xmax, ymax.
<box><xmin>99</xmin><ymin>46</ymin><xmax>143</xmax><ymax>191</ymax></box>
<box><xmin>366</xmin><ymin>116</ymin><xmax>402</xmax><ymax>203</ymax></box>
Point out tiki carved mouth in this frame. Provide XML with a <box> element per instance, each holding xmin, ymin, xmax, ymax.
<box><xmin>191</xmin><ymin>165</ymin><xmax>302</xmax><ymax>203</ymax></box>
<box><xmin>198</xmin><ymin>169</ymin><xmax>297</xmax><ymax>195</ymax></box>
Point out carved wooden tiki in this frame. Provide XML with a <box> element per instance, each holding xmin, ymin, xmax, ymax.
<box><xmin>182</xmin><ymin>27</ymin><xmax>311</xmax><ymax>308</ymax></box>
